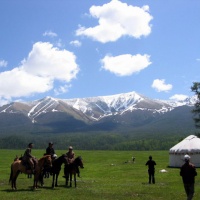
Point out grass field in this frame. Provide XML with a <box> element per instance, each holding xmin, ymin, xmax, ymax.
<box><xmin>0</xmin><ymin>149</ymin><xmax>200</xmax><ymax>200</ymax></box>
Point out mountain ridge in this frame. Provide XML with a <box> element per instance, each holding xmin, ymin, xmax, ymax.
<box><xmin>0</xmin><ymin>91</ymin><xmax>196</xmax><ymax>135</ymax></box>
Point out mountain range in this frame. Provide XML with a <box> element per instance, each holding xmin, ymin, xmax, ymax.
<box><xmin>0</xmin><ymin>91</ymin><xmax>197</xmax><ymax>135</ymax></box>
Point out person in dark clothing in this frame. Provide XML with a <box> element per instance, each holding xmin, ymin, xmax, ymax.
<box><xmin>46</xmin><ymin>142</ymin><xmax>56</xmax><ymax>158</ymax></box>
<box><xmin>145</xmin><ymin>155</ymin><xmax>156</xmax><ymax>184</ymax></box>
<box><xmin>180</xmin><ymin>154</ymin><xmax>197</xmax><ymax>200</ymax></box>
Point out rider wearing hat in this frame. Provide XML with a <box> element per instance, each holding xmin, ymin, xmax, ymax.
<box><xmin>22</xmin><ymin>143</ymin><xmax>37</xmax><ymax>174</ymax></box>
<box><xmin>66</xmin><ymin>146</ymin><xmax>75</xmax><ymax>164</ymax></box>
<box><xmin>64</xmin><ymin>146</ymin><xmax>80</xmax><ymax>177</ymax></box>
<box><xmin>46</xmin><ymin>142</ymin><xmax>57</xmax><ymax>159</ymax></box>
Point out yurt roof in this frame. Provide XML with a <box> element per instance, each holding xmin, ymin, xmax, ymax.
<box><xmin>169</xmin><ymin>135</ymin><xmax>200</xmax><ymax>154</ymax></box>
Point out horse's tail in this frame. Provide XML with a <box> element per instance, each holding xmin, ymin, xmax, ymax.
<box><xmin>9</xmin><ymin>164</ymin><xmax>13</xmax><ymax>183</ymax></box>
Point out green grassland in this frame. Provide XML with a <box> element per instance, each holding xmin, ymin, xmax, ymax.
<box><xmin>1</xmin><ymin>149</ymin><xmax>200</xmax><ymax>200</ymax></box>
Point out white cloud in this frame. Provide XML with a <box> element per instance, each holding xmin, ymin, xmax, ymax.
<box><xmin>43</xmin><ymin>30</ymin><xmax>58</xmax><ymax>37</ymax></box>
<box><xmin>54</xmin><ymin>84</ymin><xmax>72</xmax><ymax>95</ymax></box>
<box><xmin>0</xmin><ymin>42</ymin><xmax>79</xmax><ymax>102</ymax></box>
<box><xmin>70</xmin><ymin>40</ymin><xmax>82</xmax><ymax>47</ymax></box>
<box><xmin>169</xmin><ymin>94</ymin><xmax>188</xmax><ymax>101</ymax></box>
<box><xmin>151</xmin><ymin>79</ymin><xmax>173</xmax><ymax>92</ymax></box>
<box><xmin>76</xmin><ymin>0</ymin><xmax>153</xmax><ymax>43</ymax></box>
<box><xmin>0</xmin><ymin>97</ymin><xmax>10</xmax><ymax>106</ymax></box>
<box><xmin>101</xmin><ymin>54</ymin><xmax>151</xmax><ymax>76</ymax></box>
<box><xmin>0</xmin><ymin>59</ymin><xmax>8</xmax><ymax>67</ymax></box>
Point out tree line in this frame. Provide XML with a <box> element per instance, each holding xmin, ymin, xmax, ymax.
<box><xmin>0</xmin><ymin>82</ymin><xmax>199</xmax><ymax>151</ymax></box>
<box><xmin>0</xmin><ymin>131</ymin><xmax>188</xmax><ymax>151</ymax></box>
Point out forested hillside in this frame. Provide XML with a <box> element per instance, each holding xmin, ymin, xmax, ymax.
<box><xmin>0</xmin><ymin>130</ymin><xmax>192</xmax><ymax>151</ymax></box>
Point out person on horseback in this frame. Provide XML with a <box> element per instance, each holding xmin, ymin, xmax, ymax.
<box><xmin>46</xmin><ymin>142</ymin><xmax>57</xmax><ymax>159</ymax></box>
<box><xmin>22</xmin><ymin>143</ymin><xmax>37</xmax><ymax>174</ymax></box>
<box><xmin>66</xmin><ymin>146</ymin><xmax>75</xmax><ymax>164</ymax></box>
<box><xmin>64</xmin><ymin>146</ymin><xmax>80</xmax><ymax>177</ymax></box>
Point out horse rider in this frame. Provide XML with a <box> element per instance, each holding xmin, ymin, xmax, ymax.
<box><xmin>22</xmin><ymin>143</ymin><xmax>37</xmax><ymax>174</ymax></box>
<box><xmin>64</xmin><ymin>146</ymin><xmax>80</xmax><ymax>177</ymax></box>
<box><xmin>46</xmin><ymin>142</ymin><xmax>57</xmax><ymax>160</ymax></box>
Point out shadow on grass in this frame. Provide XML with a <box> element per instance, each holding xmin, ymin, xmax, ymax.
<box><xmin>2</xmin><ymin>185</ymin><xmax>54</xmax><ymax>192</ymax></box>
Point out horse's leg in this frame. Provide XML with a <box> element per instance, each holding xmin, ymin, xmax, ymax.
<box><xmin>39</xmin><ymin>172</ymin><xmax>44</xmax><ymax>187</ymax></box>
<box><xmin>74</xmin><ymin>173</ymin><xmax>76</xmax><ymax>188</ymax></box>
<box><xmin>70</xmin><ymin>173</ymin><xmax>72</xmax><ymax>187</ymax></box>
<box><xmin>9</xmin><ymin>168</ymin><xmax>14</xmax><ymax>190</ymax></box>
<box><xmin>52</xmin><ymin>173</ymin><xmax>55</xmax><ymax>188</ymax></box>
<box><xmin>55</xmin><ymin>173</ymin><xmax>59</xmax><ymax>187</ymax></box>
<box><xmin>65</xmin><ymin>173</ymin><xmax>69</xmax><ymax>187</ymax></box>
<box><xmin>33</xmin><ymin>173</ymin><xmax>39</xmax><ymax>190</ymax></box>
<box><xmin>13</xmin><ymin>171</ymin><xmax>20</xmax><ymax>190</ymax></box>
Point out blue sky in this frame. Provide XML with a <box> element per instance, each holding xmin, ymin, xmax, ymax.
<box><xmin>0</xmin><ymin>0</ymin><xmax>200</xmax><ymax>106</ymax></box>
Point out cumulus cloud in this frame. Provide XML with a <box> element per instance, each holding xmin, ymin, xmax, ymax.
<box><xmin>0</xmin><ymin>59</ymin><xmax>8</xmax><ymax>67</ymax></box>
<box><xmin>76</xmin><ymin>0</ymin><xmax>153</xmax><ymax>43</ymax></box>
<box><xmin>0</xmin><ymin>42</ymin><xmax>79</xmax><ymax>103</ymax></box>
<box><xmin>169</xmin><ymin>94</ymin><xmax>188</xmax><ymax>101</ymax></box>
<box><xmin>54</xmin><ymin>84</ymin><xmax>72</xmax><ymax>95</ymax></box>
<box><xmin>151</xmin><ymin>79</ymin><xmax>172</xmax><ymax>92</ymax></box>
<box><xmin>70</xmin><ymin>40</ymin><xmax>82</xmax><ymax>47</ymax></box>
<box><xmin>43</xmin><ymin>30</ymin><xmax>58</xmax><ymax>37</ymax></box>
<box><xmin>100</xmin><ymin>54</ymin><xmax>151</xmax><ymax>76</ymax></box>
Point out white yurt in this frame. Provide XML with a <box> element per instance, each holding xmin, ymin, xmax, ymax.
<box><xmin>169</xmin><ymin>135</ymin><xmax>200</xmax><ymax>167</ymax></box>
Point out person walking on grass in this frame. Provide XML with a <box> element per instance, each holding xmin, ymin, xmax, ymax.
<box><xmin>180</xmin><ymin>154</ymin><xmax>197</xmax><ymax>200</ymax></box>
<box><xmin>145</xmin><ymin>155</ymin><xmax>156</xmax><ymax>184</ymax></box>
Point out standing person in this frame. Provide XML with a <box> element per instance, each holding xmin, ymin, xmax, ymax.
<box><xmin>46</xmin><ymin>142</ymin><xmax>56</xmax><ymax>158</ymax></box>
<box><xmin>22</xmin><ymin>143</ymin><xmax>37</xmax><ymax>174</ymax></box>
<box><xmin>145</xmin><ymin>155</ymin><xmax>156</xmax><ymax>184</ymax></box>
<box><xmin>180</xmin><ymin>154</ymin><xmax>197</xmax><ymax>200</ymax></box>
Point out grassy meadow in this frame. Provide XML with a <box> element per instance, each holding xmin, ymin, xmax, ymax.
<box><xmin>1</xmin><ymin>149</ymin><xmax>200</xmax><ymax>200</ymax></box>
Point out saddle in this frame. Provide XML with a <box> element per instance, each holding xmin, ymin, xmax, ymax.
<box><xmin>21</xmin><ymin>160</ymin><xmax>32</xmax><ymax>170</ymax></box>
<box><xmin>21</xmin><ymin>157</ymin><xmax>38</xmax><ymax>171</ymax></box>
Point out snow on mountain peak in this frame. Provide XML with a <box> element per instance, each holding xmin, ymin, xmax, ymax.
<box><xmin>0</xmin><ymin>90</ymin><xmax>195</xmax><ymax>123</ymax></box>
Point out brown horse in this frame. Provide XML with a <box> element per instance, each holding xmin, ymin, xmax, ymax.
<box><xmin>64</xmin><ymin>156</ymin><xmax>84</xmax><ymax>188</ymax></box>
<box><xmin>9</xmin><ymin>155</ymin><xmax>52</xmax><ymax>190</ymax></box>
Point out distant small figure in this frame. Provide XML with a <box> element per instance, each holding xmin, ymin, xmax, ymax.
<box><xmin>132</xmin><ymin>156</ymin><xmax>135</xmax><ymax>162</ymax></box>
<box><xmin>180</xmin><ymin>154</ymin><xmax>197</xmax><ymax>200</ymax></box>
<box><xmin>145</xmin><ymin>155</ymin><xmax>156</xmax><ymax>184</ymax></box>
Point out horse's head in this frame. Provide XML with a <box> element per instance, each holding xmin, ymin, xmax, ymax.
<box><xmin>44</xmin><ymin>155</ymin><xmax>52</xmax><ymax>168</ymax></box>
<box><xmin>76</xmin><ymin>156</ymin><xmax>84</xmax><ymax>169</ymax></box>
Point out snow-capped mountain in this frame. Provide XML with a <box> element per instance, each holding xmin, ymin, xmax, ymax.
<box><xmin>0</xmin><ymin>91</ymin><xmax>196</xmax><ymax>134</ymax></box>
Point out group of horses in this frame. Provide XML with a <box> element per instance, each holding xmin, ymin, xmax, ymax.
<box><xmin>9</xmin><ymin>154</ymin><xmax>84</xmax><ymax>190</ymax></box>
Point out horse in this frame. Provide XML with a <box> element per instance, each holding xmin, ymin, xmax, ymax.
<box><xmin>64</xmin><ymin>156</ymin><xmax>84</xmax><ymax>188</ymax></box>
<box><xmin>39</xmin><ymin>154</ymin><xmax>68</xmax><ymax>188</ymax></box>
<box><xmin>9</xmin><ymin>155</ymin><xmax>52</xmax><ymax>190</ymax></box>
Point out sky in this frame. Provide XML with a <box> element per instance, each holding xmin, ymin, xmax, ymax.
<box><xmin>0</xmin><ymin>0</ymin><xmax>200</xmax><ymax>106</ymax></box>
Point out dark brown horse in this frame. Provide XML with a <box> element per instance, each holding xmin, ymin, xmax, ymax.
<box><xmin>39</xmin><ymin>154</ymin><xmax>68</xmax><ymax>188</ymax></box>
<box><xmin>9</xmin><ymin>155</ymin><xmax>52</xmax><ymax>190</ymax></box>
<box><xmin>64</xmin><ymin>156</ymin><xmax>84</xmax><ymax>187</ymax></box>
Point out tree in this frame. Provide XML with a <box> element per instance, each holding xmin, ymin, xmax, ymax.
<box><xmin>191</xmin><ymin>82</ymin><xmax>200</xmax><ymax>128</ymax></box>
